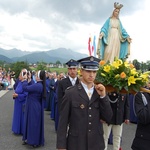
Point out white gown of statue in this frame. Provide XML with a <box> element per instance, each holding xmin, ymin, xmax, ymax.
<box><xmin>104</xmin><ymin>18</ymin><xmax>120</xmax><ymax>63</ymax></box>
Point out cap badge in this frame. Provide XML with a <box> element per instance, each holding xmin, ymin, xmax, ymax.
<box><xmin>90</xmin><ymin>57</ymin><xmax>94</xmax><ymax>61</ymax></box>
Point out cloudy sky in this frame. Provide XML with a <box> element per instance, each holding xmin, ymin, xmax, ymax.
<box><xmin>0</xmin><ymin>0</ymin><xmax>149</xmax><ymax>62</ymax></box>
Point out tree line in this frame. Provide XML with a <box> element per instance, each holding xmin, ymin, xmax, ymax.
<box><xmin>0</xmin><ymin>59</ymin><xmax>150</xmax><ymax>79</ymax></box>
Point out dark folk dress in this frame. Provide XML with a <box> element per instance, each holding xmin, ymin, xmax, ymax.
<box><xmin>22</xmin><ymin>81</ymin><xmax>45</xmax><ymax>146</ymax></box>
<box><xmin>12</xmin><ymin>81</ymin><xmax>27</xmax><ymax>134</ymax></box>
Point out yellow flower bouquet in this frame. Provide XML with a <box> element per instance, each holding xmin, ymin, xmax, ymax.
<box><xmin>95</xmin><ymin>58</ymin><xmax>150</xmax><ymax>94</ymax></box>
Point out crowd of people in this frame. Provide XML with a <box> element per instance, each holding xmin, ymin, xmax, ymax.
<box><xmin>0</xmin><ymin>67</ymin><xmax>15</xmax><ymax>90</ymax></box>
<box><xmin>8</xmin><ymin>55</ymin><xmax>150</xmax><ymax>150</ymax></box>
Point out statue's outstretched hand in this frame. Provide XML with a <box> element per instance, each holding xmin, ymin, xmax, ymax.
<box><xmin>99</xmin><ymin>33</ymin><xmax>103</xmax><ymax>40</ymax></box>
<box><xmin>127</xmin><ymin>37</ymin><xmax>132</xmax><ymax>43</ymax></box>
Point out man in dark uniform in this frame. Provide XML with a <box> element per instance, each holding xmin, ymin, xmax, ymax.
<box><xmin>131</xmin><ymin>92</ymin><xmax>150</xmax><ymax>150</ymax></box>
<box><xmin>101</xmin><ymin>92</ymin><xmax>130</xmax><ymax>150</ymax></box>
<box><xmin>57</xmin><ymin>59</ymin><xmax>80</xmax><ymax>114</ymax></box>
<box><xmin>56</xmin><ymin>59</ymin><xmax>79</xmax><ymax>131</ymax></box>
<box><xmin>56</xmin><ymin>56</ymin><xmax>113</xmax><ymax>150</ymax></box>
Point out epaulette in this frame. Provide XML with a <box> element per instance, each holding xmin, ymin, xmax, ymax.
<box><xmin>66</xmin><ymin>86</ymin><xmax>74</xmax><ymax>90</ymax></box>
<box><xmin>77</xmin><ymin>84</ymin><xmax>82</xmax><ymax>90</ymax></box>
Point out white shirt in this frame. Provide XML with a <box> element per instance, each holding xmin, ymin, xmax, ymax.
<box><xmin>69</xmin><ymin>76</ymin><xmax>77</xmax><ymax>86</ymax></box>
<box><xmin>81</xmin><ymin>81</ymin><xmax>94</xmax><ymax>100</ymax></box>
<box><xmin>54</xmin><ymin>78</ymin><xmax>57</xmax><ymax>82</ymax></box>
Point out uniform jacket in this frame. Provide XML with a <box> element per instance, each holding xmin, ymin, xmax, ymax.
<box><xmin>107</xmin><ymin>93</ymin><xmax>130</xmax><ymax>125</ymax></box>
<box><xmin>131</xmin><ymin>92</ymin><xmax>150</xmax><ymax>150</ymax></box>
<box><xmin>57</xmin><ymin>76</ymin><xmax>79</xmax><ymax>113</ymax></box>
<box><xmin>57</xmin><ymin>83</ymin><xmax>113</xmax><ymax>150</ymax></box>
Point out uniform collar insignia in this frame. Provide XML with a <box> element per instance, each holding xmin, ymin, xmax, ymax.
<box><xmin>80</xmin><ymin>104</ymin><xmax>85</xmax><ymax>109</ymax></box>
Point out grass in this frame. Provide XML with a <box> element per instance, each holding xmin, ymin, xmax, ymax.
<box><xmin>29</xmin><ymin>66</ymin><xmax>68</xmax><ymax>74</ymax></box>
<box><xmin>47</xmin><ymin>67</ymin><xmax>68</xmax><ymax>74</ymax></box>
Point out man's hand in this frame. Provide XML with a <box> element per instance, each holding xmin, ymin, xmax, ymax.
<box><xmin>95</xmin><ymin>84</ymin><xmax>106</xmax><ymax>97</ymax></box>
<box><xmin>100</xmin><ymin>119</ymin><xmax>106</xmax><ymax>123</ymax></box>
<box><xmin>124</xmin><ymin>119</ymin><xmax>130</xmax><ymax>124</ymax></box>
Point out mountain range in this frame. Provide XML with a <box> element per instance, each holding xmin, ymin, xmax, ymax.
<box><xmin>0</xmin><ymin>48</ymin><xmax>88</xmax><ymax>64</ymax></box>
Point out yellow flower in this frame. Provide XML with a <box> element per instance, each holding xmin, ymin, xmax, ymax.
<box><xmin>140</xmin><ymin>74</ymin><xmax>148</xmax><ymax>79</ymax></box>
<box><xmin>103</xmin><ymin>65</ymin><xmax>111</xmax><ymax>73</ymax></box>
<box><xmin>128</xmin><ymin>76</ymin><xmax>136</xmax><ymax>86</ymax></box>
<box><xmin>140</xmin><ymin>74</ymin><xmax>149</xmax><ymax>82</ymax></box>
<box><xmin>101</xmin><ymin>73</ymin><xmax>106</xmax><ymax>76</ymax></box>
<box><xmin>77</xmin><ymin>70</ymin><xmax>81</xmax><ymax>76</ymax></box>
<box><xmin>130</xmin><ymin>68</ymin><xmax>138</xmax><ymax>75</ymax></box>
<box><xmin>124</xmin><ymin>61</ymin><xmax>130</xmax><ymax>67</ymax></box>
<box><xmin>96</xmin><ymin>58</ymin><xmax>150</xmax><ymax>93</ymax></box>
<box><xmin>115</xmin><ymin>74</ymin><xmax>120</xmax><ymax>78</ymax></box>
<box><xmin>143</xmin><ymin>71</ymin><xmax>150</xmax><ymax>75</ymax></box>
<box><xmin>117</xmin><ymin>59</ymin><xmax>123</xmax><ymax>65</ymax></box>
<box><xmin>112</xmin><ymin>59</ymin><xmax>122</xmax><ymax>69</ymax></box>
<box><xmin>135</xmin><ymin>78</ymin><xmax>142</xmax><ymax>80</ymax></box>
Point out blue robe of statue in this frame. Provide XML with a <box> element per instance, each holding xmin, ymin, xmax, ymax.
<box><xmin>98</xmin><ymin>18</ymin><xmax>130</xmax><ymax>61</ymax></box>
<box><xmin>12</xmin><ymin>81</ymin><xmax>28</xmax><ymax>134</ymax></box>
<box><xmin>22</xmin><ymin>80</ymin><xmax>45</xmax><ymax>146</ymax></box>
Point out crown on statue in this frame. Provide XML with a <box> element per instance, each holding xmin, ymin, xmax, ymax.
<box><xmin>114</xmin><ymin>2</ymin><xmax>123</xmax><ymax>9</ymax></box>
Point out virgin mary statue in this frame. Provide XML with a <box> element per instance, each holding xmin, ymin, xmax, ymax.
<box><xmin>97</xmin><ymin>2</ymin><xmax>132</xmax><ymax>63</ymax></box>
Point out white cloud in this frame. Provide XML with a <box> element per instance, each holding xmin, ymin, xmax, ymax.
<box><xmin>122</xmin><ymin>0</ymin><xmax>150</xmax><ymax>62</ymax></box>
<box><xmin>0</xmin><ymin>0</ymin><xmax>149</xmax><ymax>62</ymax></box>
<box><xmin>0</xmin><ymin>10</ymin><xmax>53</xmax><ymax>51</ymax></box>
